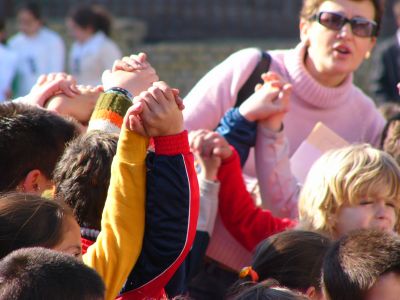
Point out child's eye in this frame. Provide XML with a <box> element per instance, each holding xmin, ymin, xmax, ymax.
<box><xmin>359</xmin><ymin>200</ymin><xmax>373</xmax><ymax>205</ymax></box>
<box><xmin>385</xmin><ymin>202</ymin><xmax>396</xmax><ymax>208</ymax></box>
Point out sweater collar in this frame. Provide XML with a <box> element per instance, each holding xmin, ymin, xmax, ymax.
<box><xmin>284</xmin><ymin>43</ymin><xmax>353</xmax><ymax>109</ymax></box>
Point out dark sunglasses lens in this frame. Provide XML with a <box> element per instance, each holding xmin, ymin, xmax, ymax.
<box><xmin>351</xmin><ymin>19</ymin><xmax>375</xmax><ymax>37</ymax></box>
<box><xmin>319</xmin><ymin>12</ymin><xmax>344</xmax><ymax>30</ymax></box>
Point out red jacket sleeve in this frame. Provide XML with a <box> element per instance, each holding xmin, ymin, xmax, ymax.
<box><xmin>218</xmin><ymin>148</ymin><xmax>295</xmax><ymax>251</ymax></box>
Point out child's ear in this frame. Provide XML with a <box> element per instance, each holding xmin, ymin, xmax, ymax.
<box><xmin>20</xmin><ymin>170</ymin><xmax>51</xmax><ymax>195</ymax></box>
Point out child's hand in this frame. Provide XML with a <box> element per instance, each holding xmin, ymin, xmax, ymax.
<box><xmin>102</xmin><ymin>53</ymin><xmax>159</xmax><ymax>97</ymax></box>
<box><xmin>124</xmin><ymin>81</ymin><xmax>183</xmax><ymax>137</ymax></box>
<box><xmin>189</xmin><ymin>130</ymin><xmax>232</xmax><ymax>180</ymax></box>
<box><xmin>27</xmin><ymin>72</ymin><xmax>81</xmax><ymax>107</ymax></box>
<box><xmin>238</xmin><ymin>71</ymin><xmax>289</xmax><ymax>123</ymax></box>
<box><xmin>112</xmin><ymin>53</ymin><xmax>149</xmax><ymax>72</ymax></box>
<box><xmin>258</xmin><ymin>72</ymin><xmax>292</xmax><ymax>131</ymax></box>
<box><xmin>44</xmin><ymin>85</ymin><xmax>103</xmax><ymax>124</ymax></box>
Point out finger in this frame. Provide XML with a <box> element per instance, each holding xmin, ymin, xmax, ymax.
<box><xmin>189</xmin><ymin>130</ymin><xmax>208</xmax><ymax>149</ymax></box>
<box><xmin>254</xmin><ymin>83</ymin><xmax>263</xmax><ymax>92</ymax></box>
<box><xmin>122</xmin><ymin>56</ymin><xmax>146</xmax><ymax>70</ymax></box>
<box><xmin>113</xmin><ymin>59</ymin><xmax>135</xmax><ymax>72</ymax></box>
<box><xmin>140</xmin><ymin>90</ymin><xmax>159</xmax><ymax>111</ymax></box>
<box><xmin>148</xmin><ymin>86</ymin><xmax>167</xmax><ymax>104</ymax></box>
<box><xmin>46</xmin><ymin>72</ymin><xmax>57</xmax><ymax>82</ymax></box>
<box><xmin>172</xmin><ymin>88</ymin><xmax>180</xmax><ymax>96</ymax></box>
<box><xmin>36</xmin><ymin>74</ymin><xmax>48</xmax><ymax>86</ymax></box>
<box><xmin>176</xmin><ymin>96</ymin><xmax>185</xmax><ymax>111</ymax></box>
<box><xmin>152</xmin><ymin>82</ymin><xmax>175</xmax><ymax>105</ymax></box>
<box><xmin>191</xmin><ymin>132</ymin><xmax>208</xmax><ymax>152</ymax></box>
<box><xmin>213</xmin><ymin>146</ymin><xmax>233</xmax><ymax>160</ymax></box>
<box><xmin>261</xmin><ymin>71</ymin><xmax>281</xmax><ymax>82</ymax></box>
<box><xmin>62</xmin><ymin>85</ymin><xmax>78</xmax><ymax>97</ymax></box>
<box><xmin>138</xmin><ymin>52</ymin><xmax>148</xmax><ymax>63</ymax></box>
<box><xmin>94</xmin><ymin>85</ymin><xmax>104</xmax><ymax>92</ymax></box>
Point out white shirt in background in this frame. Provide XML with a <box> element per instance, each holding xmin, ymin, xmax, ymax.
<box><xmin>9</xmin><ymin>27</ymin><xmax>65</xmax><ymax>97</ymax></box>
<box><xmin>69</xmin><ymin>31</ymin><xmax>122</xmax><ymax>86</ymax></box>
<box><xmin>0</xmin><ymin>44</ymin><xmax>18</xmax><ymax>102</ymax></box>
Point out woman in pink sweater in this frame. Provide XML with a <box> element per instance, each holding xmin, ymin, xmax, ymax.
<box><xmin>183</xmin><ymin>0</ymin><xmax>385</xmax><ymax>219</ymax></box>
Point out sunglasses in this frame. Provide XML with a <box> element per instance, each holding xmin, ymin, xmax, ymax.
<box><xmin>312</xmin><ymin>11</ymin><xmax>378</xmax><ymax>38</ymax></box>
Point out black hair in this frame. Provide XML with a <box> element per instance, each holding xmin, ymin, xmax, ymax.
<box><xmin>68</xmin><ymin>4</ymin><xmax>112</xmax><ymax>36</ymax></box>
<box><xmin>54</xmin><ymin>131</ymin><xmax>118</xmax><ymax>231</ymax></box>
<box><xmin>230</xmin><ymin>230</ymin><xmax>331</xmax><ymax>296</ymax></box>
<box><xmin>17</xmin><ymin>1</ymin><xmax>42</xmax><ymax>21</ymax></box>
<box><xmin>230</xmin><ymin>279</ymin><xmax>309</xmax><ymax>300</ymax></box>
<box><xmin>0</xmin><ymin>247</ymin><xmax>104</xmax><ymax>300</ymax></box>
<box><xmin>322</xmin><ymin>229</ymin><xmax>400</xmax><ymax>300</ymax></box>
<box><xmin>0</xmin><ymin>102</ymin><xmax>79</xmax><ymax>192</ymax></box>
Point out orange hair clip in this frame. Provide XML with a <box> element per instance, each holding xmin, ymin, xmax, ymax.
<box><xmin>239</xmin><ymin>266</ymin><xmax>259</xmax><ymax>282</ymax></box>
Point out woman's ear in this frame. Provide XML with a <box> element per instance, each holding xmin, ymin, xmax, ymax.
<box><xmin>299</xmin><ymin>19</ymin><xmax>311</xmax><ymax>46</ymax></box>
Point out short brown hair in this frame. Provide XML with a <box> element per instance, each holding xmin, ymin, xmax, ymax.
<box><xmin>322</xmin><ymin>229</ymin><xmax>400</xmax><ymax>300</ymax></box>
<box><xmin>300</xmin><ymin>0</ymin><xmax>385</xmax><ymax>35</ymax></box>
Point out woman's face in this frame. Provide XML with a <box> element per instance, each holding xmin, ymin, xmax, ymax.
<box><xmin>300</xmin><ymin>0</ymin><xmax>376</xmax><ymax>86</ymax></box>
<box><xmin>66</xmin><ymin>18</ymin><xmax>93</xmax><ymax>43</ymax></box>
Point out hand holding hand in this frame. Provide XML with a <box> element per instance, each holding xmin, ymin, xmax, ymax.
<box><xmin>26</xmin><ymin>73</ymin><xmax>80</xmax><ymax>107</ymax></box>
<box><xmin>102</xmin><ymin>53</ymin><xmax>159</xmax><ymax>96</ymax></box>
<box><xmin>44</xmin><ymin>85</ymin><xmax>103</xmax><ymax>124</ymax></box>
<box><xmin>124</xmin><ymin>81</ymin><xmax>183</xmax><ymax>137</ymax></box>
<box><xmin>189</xmin><ymin>130</ymin><xmax>232</xmax><ymax>180</ymax></box>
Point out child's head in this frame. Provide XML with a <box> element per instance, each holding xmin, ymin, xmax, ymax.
<box><xmin>0</xmin><ymin>103</ymin><xmax>79</xmax><ymax>193</ymax></box>
<box><xmin>381</xmin><ymin>113</ymin><xmax>400</xmax><ymax>165</ymax></box>
<box><xmin>322</xmin><ymin>229</ymin><xmax>400</xmax><ymax>300</ymax></box>
<box><xmin>53</xmin><ymin>131</ymin><xmax>118</xmax><ymax>231</ymax></box>
<box><xmin>16</xmin><ymin>1</ymin><xmax>43</xmax><ymax>36</ymax></box>
<box><xmin>298</xmin><ymin>144</ymin><xmax>400</xmax><ymax>239</ymax></box>
<box><xmin>0</xmin><ymin>193</ymin><xmax>81</xmax><ymax>260</ymax></box>
<box><xmin>231</xmin><ymin>230</ymin><xmax>331</xmax><ymax>300</ymax></box>
<box><xmin>0</xmin><ymin>247</ymin><xmax>104</xmax><ymax>300</ymax></box>
<box><xmin>230</xmin><ymin>279</ymin><xmax>309</xmax><ymax>300</ymax></box>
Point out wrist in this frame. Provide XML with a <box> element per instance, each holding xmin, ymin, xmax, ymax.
<box><xmin>105</xmin><ymin>87</ymin><xmax>133</xmax><ymax>102</ymax></box>
<box><xmin>260</xmin><ymin>118</ymin><xmax>283</xmax><ymax>132</ymax></box>
<box><xmin>238</xmin><ymin>105</ymin><xmax>256</xmax><ymax>122</ymax></box>
<box><xmin>201</xmin><ymin>170</ymin><xmax>219</xmax><ymax>182</ymax></box>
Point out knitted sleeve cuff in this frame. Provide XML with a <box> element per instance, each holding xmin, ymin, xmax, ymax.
<box><xmin>88</xmin><ymin>92</ymin><xmax>132</xmax><ymax>133</ymax></box>
<box><xmin>154</xmin><ymin>130</ymin><xmax>190</xmax><ymax>155</ymax></box>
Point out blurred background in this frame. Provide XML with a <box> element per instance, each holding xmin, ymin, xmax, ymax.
<box><xmin>1</xmin><ymin>0</ymin><xmax>398</xmax><ymax>97</ymax></box>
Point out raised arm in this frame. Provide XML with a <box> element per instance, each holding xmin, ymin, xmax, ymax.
<box><xmin>117</xmin><ymin>82</ymin><xmax>199</xmax><ymax>299</ymax></box>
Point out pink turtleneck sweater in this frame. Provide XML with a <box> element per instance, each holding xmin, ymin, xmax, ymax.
<box><xmin>184</xmin><ymin>43</ymin><xmax>385</xmax><ymax>216</ymax></box>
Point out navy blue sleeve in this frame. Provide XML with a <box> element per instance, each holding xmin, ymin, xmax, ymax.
<box><xmin>216</xmin><ymin>108</ymin><xmax>257</xmax><ymax>166</ymax></box>
<box><xmin>119</xmin><ymin>132</ymin><xmax>199</xmax><ymax>298</ymax></box>
<box><xmin>165</xmin><ymin>231</ymin><xmax>210</xmax><ymax>296</ymax></box>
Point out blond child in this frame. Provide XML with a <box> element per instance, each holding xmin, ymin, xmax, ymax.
<box><xmin>298</xmin><ymin>144</ymin><xmax>400</xmax><ymax>238</ymax></box>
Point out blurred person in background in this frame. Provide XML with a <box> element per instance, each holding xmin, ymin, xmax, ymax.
<box><xmin>66</xmin><ymin>4</ymin><xmax>122</xmax><ymax>86</ymax></box>
<box><xmin>9</xmin><ymin>1</ymin><xmax>65</xmax><ymax>97</ymax></box>
<box><xmin>0</xmin><ymin>19</ymin><xmax>17</xmax><ymax>101</ymax></box>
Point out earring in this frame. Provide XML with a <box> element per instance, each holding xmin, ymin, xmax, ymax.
<box><xmin>365</xmin><ymin>51</ymin><xmax>371</xmax><ymax>59</ymax></box>
<box><xmin>33</xmin><ymin>183</ymin><xmax>40</xmax><ymax>192</ymax></box>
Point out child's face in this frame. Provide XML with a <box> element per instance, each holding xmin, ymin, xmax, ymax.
<box><xmin>334</xmin><ymin>198</ymin><xmax>397</xmax><ymax>238</ymax></box>
<box><xmin>364</xmin><ymin>272</ymin><xmax>400</xmax><ymax>300</ymax></box>
<box><xmin>53</xmin><ymin>215</ymin><xmax>82</xmax><ymax>260</ymax></box>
